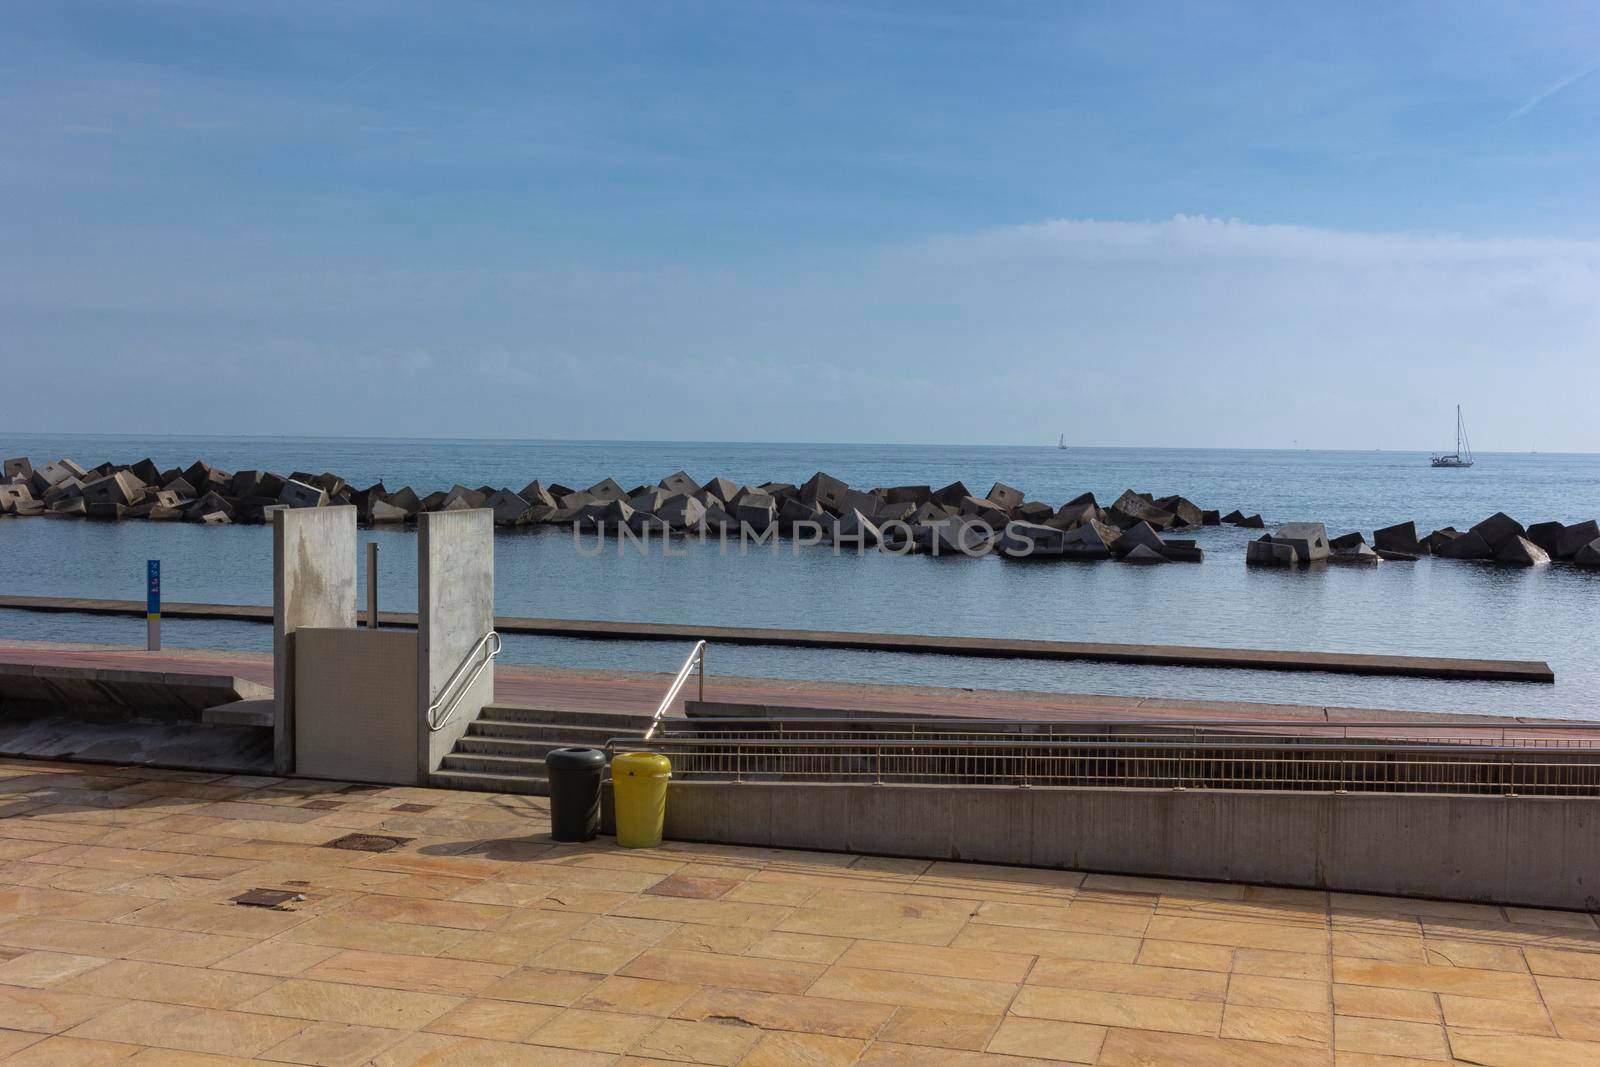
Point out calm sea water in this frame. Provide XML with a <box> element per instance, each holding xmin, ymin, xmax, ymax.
<box><xmin>3</xmin><ymin>434</ymin><xmax>1597</xmax><ymax>719</ymax></box>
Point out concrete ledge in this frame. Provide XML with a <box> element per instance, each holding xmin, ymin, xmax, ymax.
<box><xmin>0</xmin><ymin>661</ymin><xmax>272</xmax><ymax>722</ymax></box>
<box><xmin>657</xmin><ymin>780</ymin><xmax>1600</xmax><ymax>911</ymax></box>
<box><xmin>0</xmin><ymin>595</ymin><xmax>1556</xmax><ymax>683</ymax></box>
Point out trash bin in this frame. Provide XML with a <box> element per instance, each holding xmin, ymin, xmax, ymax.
<box><xmin>611</xmin><ymin>751</ymin><xmax>672</xmax><ymax>848</ymax></box>
<box><xmin>545</xmin><ymin>747</ymin><xmax>607</xmax><ymax>842</ymax></box>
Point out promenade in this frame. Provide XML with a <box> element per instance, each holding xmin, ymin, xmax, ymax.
<box><xmin>0</xmin><ymin>754</ymin><xmax>1597</xmax><ymax>1064</ymax></box>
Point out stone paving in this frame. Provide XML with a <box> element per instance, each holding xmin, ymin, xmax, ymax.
<box><xmin>0</xmin><ymin>758</ymin><xmax>1597</xmax><ymax>1065</ymax></box>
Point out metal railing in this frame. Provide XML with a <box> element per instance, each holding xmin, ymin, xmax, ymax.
<box><xmin>644</xmin><ymin>641</ymin><xmax>706</xmax><ymax>742</ymax></box>
<box><xmin>426</xmin><ymin>630</ymin><xmax>501</xmax><ymax>733</ymax></box>
<box><xmin>610</xmin><ymin>716</ymin><xmax>1600</xmax><ymax>797</ymax></box>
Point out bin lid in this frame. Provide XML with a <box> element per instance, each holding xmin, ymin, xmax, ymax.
<box><xmin>612</xmin><ymin>751</ymin><xmax>672</xmax><ymax>777</ymax></box>
<box><xmin>545</xmin><ymin>747</ymin><xmax>608</xmax><ymax>768</ymax></box>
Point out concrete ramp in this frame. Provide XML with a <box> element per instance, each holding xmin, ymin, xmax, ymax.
<box><xmin>0</xmin><ymin>661</ymin><xmax>271</xmax><ymax>721</ymax></box>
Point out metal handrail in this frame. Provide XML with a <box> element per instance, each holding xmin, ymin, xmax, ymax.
<box><xmin>427</xmin><ymin>630</ymin><xmax>502</xmax><ymax>733</ymax></box>
<box><xmin>644</xmin><ymin>640</ymin><xmax>706</xmax><ymax>742</ymax></box>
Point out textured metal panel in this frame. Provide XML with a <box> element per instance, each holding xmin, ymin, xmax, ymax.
<box><xmin>295</xmin><ymin>628</ymin><xmax>418</xmax><ymax>784</ymax></box>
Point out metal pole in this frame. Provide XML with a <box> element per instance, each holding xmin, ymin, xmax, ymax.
<box><xmin>697</xmin><ymin>646</ymin><xmax>705</xmax><ymax>702</ymax></box>
<box><xmin>366</xmin><ymin>542</ymin><xmax>378</xmax><ymax>628</ymax></box>
<box><xmin>145</xmin><ymin>560</ymin><xmax>160</xmax><ymax>652</ymax></box>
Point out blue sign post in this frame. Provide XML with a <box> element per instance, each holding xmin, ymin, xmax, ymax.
<box><xmin>146</xmin><ymin>560</ymin><xmax>160</xmax><ymax>652</ymax></box>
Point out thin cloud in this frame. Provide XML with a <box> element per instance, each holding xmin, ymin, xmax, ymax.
<box><xmin>1498</xmin><ymin>55</ymin><xmax>1600</xmax><ymax>126</ymax></box>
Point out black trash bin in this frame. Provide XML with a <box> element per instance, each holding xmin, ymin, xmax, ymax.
<box><xmin>545</xmin><ymin>747</ymin><xmax>607</xmax><ymax>842</ymax></box>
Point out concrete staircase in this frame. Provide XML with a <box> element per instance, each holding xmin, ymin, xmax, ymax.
<box><xmin>431</xmin><ymin>704</ymin><xmax>652</xmax><ymax>795</ymax></box>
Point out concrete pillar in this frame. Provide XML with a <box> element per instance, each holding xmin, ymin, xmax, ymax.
<box><xmin>272</xmin><ymin>506</ymin><xmax>357</xmax><ymax>775</ymax></box>
<box><xmin>417</xmin><ymin>509</ymin><xmax>495</xmax><ymax>780</ymax></box>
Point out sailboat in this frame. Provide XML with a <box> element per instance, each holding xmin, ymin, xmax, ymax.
<box><xmin>1431</xmin><ymin>405</ymin><xmax>1474</xmax><ymax>468</ymax></box>
<box><xmin>1057</xmin><ymin>434</ymin><xmax>1067</xmax><ymax>449</ymax></box>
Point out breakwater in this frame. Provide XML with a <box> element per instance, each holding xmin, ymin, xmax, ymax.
<box><xmin>3</xmin><ymin>453</ymin><xmax>1254</xmax><ymax>563</ymax></box>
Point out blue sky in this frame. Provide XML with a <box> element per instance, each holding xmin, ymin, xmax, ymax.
<box><xmin>3</xmin><ymin>1</ymin><xmax>1598</xmax><ymax>450</ymax></box>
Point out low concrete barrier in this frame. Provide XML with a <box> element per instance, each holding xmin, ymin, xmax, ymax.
<box><xmin>0</xmin><ymin>595</ymin><xmax>1557</xmax><ymax>682</ymax></box>
<box><xmin>657</xmin><ymin>781</ymin><xmax>1600</xmax><ymax>911</ymax></box>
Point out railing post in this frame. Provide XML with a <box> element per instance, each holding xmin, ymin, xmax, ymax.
<box><xmin>366</xmin><ymin>542</ymin><xmax>379</xmax><ymax>628</ymax></box>
<box><xmin>698</xmin><ymin>646</ymin><xmax>705</xmax><ymax>702</ymax></box>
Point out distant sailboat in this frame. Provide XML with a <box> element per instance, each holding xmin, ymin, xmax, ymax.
<box><xmin>1057</xmin><ymin>434</ymin><xmax>1067</xmax><ymax>449</ymax></box>
<box><xmin>1431</xmin><ymin>405</ymin><xmax>1474</xmax><ymax>468</ymax></box>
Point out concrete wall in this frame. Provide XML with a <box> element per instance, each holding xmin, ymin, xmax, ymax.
<box><xmin>294</xmin><ymin>628</ymin><xmax>419</xmax><ymax>784</ymax></box>
<box><xmin>417</xmin><ymin>509</ymin><xmax>495</xmax><ymax>779</ymax></box>
<box><xmin>272</xmin><ymin>506</ymin><xmax>356</xmax><ymax>774</ymax></box>
<box><xmin>657</xmin><ymin>782</ymin><xmax>1600</xmax><ymax>911</ymax></box>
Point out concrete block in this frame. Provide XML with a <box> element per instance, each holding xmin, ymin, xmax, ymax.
<box><xmin>231</xmin><ymin>470</ymin><xmax>266</xmax><ymax>497</ymax></box>
<box><xmin>1272</xmin><ymin>522</ymin><xmax>1329</xmax><ymax>564</ymax></box>
<box><xmin>484</xmin><ymin>489</ymin><xmax>530</xmax><ymax>526</ymax></box>
<box><xmin>440</xmin><ymin>485</ymin><xmax>485</xmax><ymax>510</ymax></box>
<box><xmin>1049</xmin><ymin>492</ymin><xmax>1102</xmax><ymax>530</ymax></box>
<box><xmin>1374</xmin><ymin>549</ymin><xmax>1420</xmax><ymax>562</ymax></box>
<box><xmin>127</xmin><ymin>458</ymin><xmax>160</xmax><ymax>485</ymax></box>
<box><xmin>1200</xmin><ymin>509</ymin><xmax>1221</xmax><ymax>525</ymax></box>
<box><xmin>1121</xmin><ymin>544</ymin><xmax>1168</xmax><ymax>564</ymax></box>
<box><xmin>829</xmin><ymin>508</ymin><xmax>882</xmax><ymax>547</ymax></box>
<box><xmin>185</xmin><ymin>491</ymin><xmax>234</xmax><ymax>521</ymax></box>
<box><xmin>162</xmin><ymin>476</ymin><xmax>198</xmax><ymax>500</ymax></box>
<box><xmin>628</xmin><ymin>487</ymin><xmax>671</xmax><ymax>514</ymax></box>
<box><xmin>518</xmin><ymin>480</ymin><xmax>557</xmax><ymax>508</ymax></box>
<box><xmin>1329</xmin><ymin>542</ymin><xmax>1381</xmax><ymax>564</ymax></box>
<box><xmin>1374</xmin><ymin>520</ymin><xmax>1428</xmax><ymax>556</ymax></box>
<box><xmin>85</xmin><ymin>502</ymin><xmax>129</xmax><ymax>521</ymax></box>
<box><xmin>386</xmin><ymin>487</ymin><xmax>421</xmax><ymax>515</ymax></box>
<box><xmin>883</xmin><ymin>485</ymin><xmax>932</xmax><ymax>506</ymax></box>
<box><xmin>800</xmin><ymin>471</ymin><xmax>849</xmax><ymax>513</ymax></box>
<box><xmin>1014</xmin><ymin>500</ymin><xmax>1053</xmax><ymax>523</ymax></box>
<box><xmin>1556</xmin><ymin>520</ymin><xmax>1600</xmax><ymax>560</ymax></box>
<box><xmin>146</xmin><ymin>506</ymin><xmax>184</xmax><ymax>522</ymax></box>
<box><xmin>33</xmin><ymin>460</ymin><xmax>83</xmax><ymax>491</ymax></box>
<box><xmin>1113</xmin><ymin>520</ymin><xmax>1166</xmax><ymax>557</ymax></box>
<box><xmin>46</xmin><ymin>498</ymin><xmax>85</xmax><ymax>516</ymax></box>
<box><xmin>656</xmin><ymin>494</ymin><xmax>706</xmax><ymax>528</ymax></box>
<box><xmin>516</xmin><ymin>504</ymin><xmax>556</xmax><ymax>526</ymax></box>
<box><xmin>42</xmin><ymin>477</ymin><xmax>84</xmax><ymax>506</ymax></box>
<box><xmin>0</xmin><ymin>484</ymin><xmax>35</xmax><ymax>514</ymax></box>
<box><xmin>656</xmin><ymin>470</ymin><xmax>700</xmax><ymax>495</ymax></box>
<box><xmin>584</xmin><ymin>478</ymin><xmax>628</xmax><ymax>503</ymax></box>
<box><xmin>1495</xmin><ymin>535</ymin><xmax>1550</xmax><ymax>566</ymax></box>
<box><xmin>875</xmin><ymin>501</ymin><xmax>917</xmax><ymax>524</ymax></box>
<box><xmin>1060</xmin><ymin>519</ymin><xmax>1118</xmax><ymax>559</ymax></box>
<box><xmin>577</xmin><ymin>499</ymin><xmax>634</xmax><ymax>532</ymax></box>
<box><xmin>1238</xmin><ymin>513</ymin><xmax>1265</xmax><ymax>528</ymax></box>
<box><xmin>931</xmin><ymin>481</ymin><xmax>971</xmax><ymax>507</ymax></box>
<box><xmin>556</xmin><ymin>490</ymin><xmax>594</xmax><ymax>511</ymax></box>
<box><xmin>699</xmin><ymin>504</ymin><xmax>738</xmax><ymax>531</ymax></box>
<box><xmin>312</xmin><ymin>472</ymin><xmax>348</xmax><ymax>498</ymax></box>
<box><xmin>908</xmin><ymin>501</ymin><xmax>954</xmax><ymax>525</ymax></box>
<box><xmin>735</xmin><ymin>493</ymin><xmax>776</xmax><ymax>531</ymax></box>
<box><xmin>2</xmin><ymin>457</ymin><xmax>32</xmax><ymax>480</ymax></box>
<box><xmin>778</xmin><ymin>497</ymin><xmax>825</xmax><ymax>533</ymax></box>
<box><xmin>200</xmin><ymin>510</ymin><xmax>232</xmax><ymax>524</ymax></box>
<box><xmin>82</xmin><ymin>470</ymin><xmax>146</xmax><ymax>508</ymax></box>
<box><xmin>1110</xmin><ymin>489</ymin><xmax>1176</xmax><ymax>530</ymax></box>
<box><xmin>1221</xmin><ymin>509</ymin><xmax>1245</xmax><ymax>524</ymax></box>
<box><xmin>986</xmin><ymin>482</ymin><xmax>1024</xmax><ymax>512</ymax></box>
<box><xmin>369</xmin><ymin>500</ymin><xmax>408</xmax><ymax>524</ymax></box>
<box><xmin>279</xmin><ymin>479</ymin><xmax>328</xmax><ymax>508</ymax></box>
<box><xmin>1575</xmin><ymin>539</ymin><xmax>1600</xmax><ymax>568</ymax></box>
<box><xmin>1425</xmin><ymin>527</ymin><xmax>1460</xmax><ymax>553</ymax></box>
<box><xmin>1329</xmin><ymin>531</ymin><xmax>1365</xmax><ymax>552</ymax></box>
<box><xmin>701</xmin><ymin>477</ymin><xmax>739</xmax><ymax>504</ymax></box>
<box><xmin>1436</xmin><ymin>530</ymin><xmax>1494</xmax><ymax>560</ymax></box>
<box><xmin>1470</xmin><ymin>512</ymin><xmax>1526</xmax><ymax>553</ymax></box>
<box><xmin>1153</xmin><ymin>495</ymin><xmax>1204</xmax><ymax>527</ymax></box>
<box><xmin>1160</xmin><ymin>539</ymin><xmax>1204</xmax><ymax>563</ymax></box>
<box><xmin>998</xmin><ymin>521</ymin><xmax>1064</xmax><ymax>558</ymax></box>
<box><xmin>1247</xmin><ymin>538</ymin><xmax>1299</xmax><ymax>567</ymax></box>
<box><xmin>1525</xmin><ymin>521</ymin><xmax>1565</xmax><ymax>557</ymax></box>
<box><xmin>838</xmin><ymin>489</ymin><xmax>882</xmax><ymax>521</ymax></box>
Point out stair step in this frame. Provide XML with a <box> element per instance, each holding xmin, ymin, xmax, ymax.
<box><xmin>480</xmin><ymin>705</ymin><xmax>654</xmax><ymax>731</ymax></box>
<box><xmin>440</xmin><ymin>752</ymin><xmax>555</xmax><ymax>776</ymax></box>
<box><xmin>468</xmin><ymin>721</ymin><xmax>631</xmax><ymax>744</ymax></box>
<box><xmin>454</xmin><ymin>737</ymin><xmax>595</xmax><ymax>759</ymax></box>
<box><xmin>430</xmin><ymin>770</ymin><xmax>550</xmax><ymax>796</ymax></box>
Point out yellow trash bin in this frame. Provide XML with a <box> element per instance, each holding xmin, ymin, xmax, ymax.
<box><xmin>612</xmin><ymin>752</ymin><xmax>672</xmax><ymax>848</ymax></box>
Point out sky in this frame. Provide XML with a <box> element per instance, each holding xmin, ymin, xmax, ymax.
<box><xmin>2</xmin><ymin>1</ymin><xmax>1598</xmax><ymax>451</ymax></box>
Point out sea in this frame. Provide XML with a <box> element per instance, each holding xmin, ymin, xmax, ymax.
<box><xmin>2</xmin><ymin>434</ymin><xmax>1597</xmax><ymax>719</ymax></box>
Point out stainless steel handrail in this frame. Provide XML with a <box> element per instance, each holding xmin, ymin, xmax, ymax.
<box><xmin>427</xmin><ymin>630</ymin><xmax>502</xmax><ymax>733</ymax></box>
<box><xmin>644</xmin><ymin>640</ymin><xmax>706</xmax><ymax>742</ymax></box>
